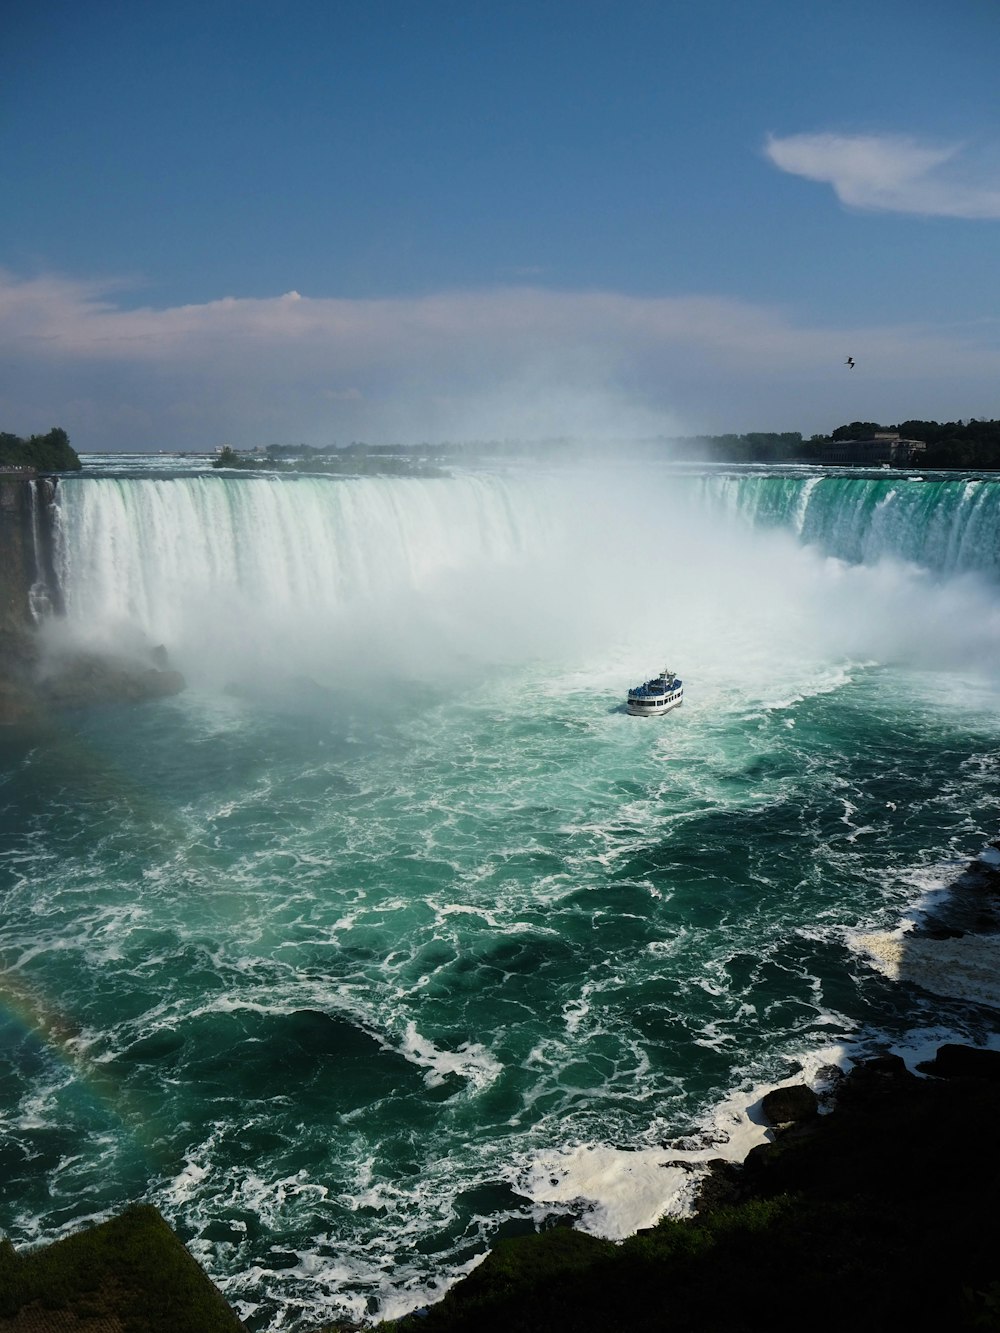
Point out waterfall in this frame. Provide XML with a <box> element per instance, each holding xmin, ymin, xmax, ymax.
<box><xmin>0</xmin><ymin>475</ymin><xmax>61</xmax><ymax>630</ymax></box>
<box><xmin>52</xmin><ymin>472</ymin><xmax>546</xmax><ymax>682</ymax></box>
<box><xmin>48</xmin><ymin>466</ymin><xmax>1000</xmax><ymax>688</ymax></box>
<box><xmin>698</xmin><ymin>472</ymin><xmax>1000</xmax><ymax>579</ymax></box>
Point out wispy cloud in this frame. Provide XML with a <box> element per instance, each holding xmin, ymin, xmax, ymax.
<box><xmin>1</xmin><ymin>269</ymin><xmax>998</xmax><ymax>449</ymax></box>
<box><xmin>765</xmin><ymin>131</ymin><xmax>1000</xmax><ymax>219</ymax></box>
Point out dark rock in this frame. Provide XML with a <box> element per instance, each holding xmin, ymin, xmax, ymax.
<box><xmin>835</xmin><ymin>1052</ymin><xmax>915</xmax><ymax>1107</ymax></box>
<box><xmin>916</xmin><ymin>1043</ymin><xmax>1000</xmax><ymax>1081</ymax></box>
<box><xmin>0</xmin><ymin>676</ymin><xmax>42</xmax><ymax>726</ymax></box>
<box><xmin>691</xmin><ymin>1158</ymin><xmax>746</xmax><ymax>1213</ymax></box>
<box><xmin>391</xmin><ymin>1042</ymin><xmax>1000</xmax><ymax>1333</ymax></box>
<box><xmin>741</xmin><ymin>1141</ymin><xmax>778</xmax><ymax>1175</ymax></box>
<box><xmin>0</xmin><ymin>628</ymin><xmax>42</xmax><ymax>725</ymax></box>
<box><xmin>761</xmin><ymin>1084</ymin><xmax>818</xmax><ymax>1129</ymax></box>
<box><xmin>38</xmin><ymin>653</ymin><xmax>185</xmax><ymax>709</ymax></box>
<box><xmin>812</xmin><ymin>1063</ymin><xmax>845</xmax><ymax>1108</ymax></box>
<box><xmin>913</xmin><ymin>849</ymin><xmax>1000</xmax><ymax>937</ymax></box>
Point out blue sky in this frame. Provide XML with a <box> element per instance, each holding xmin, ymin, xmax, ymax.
<box><xmin>2</xmin><ymin>0</ymin><xmax>999</xmax><ymax>450</ymax></box>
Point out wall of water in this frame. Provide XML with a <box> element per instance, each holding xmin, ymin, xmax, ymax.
<box><xmin>700</xmin><ymin>472</ymin><xmax>1000</xmax><ymax>579</ymax></box>
<box><xmin>52</xmin><ymin>472</ymin><xmax>549</xmax><ymax>683</ymax></box>
<box><xmin>50</xmin><ymin>467</ymin><xmax>1000</xmax><ymax>692</ymax></box>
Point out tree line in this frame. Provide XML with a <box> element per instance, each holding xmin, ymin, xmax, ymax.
<box><xmin>830</xmin><ymin>419</ymin><xmax>1000</xmax><ymax>469</ymax></box>
<box><xmin>8</xmin><ymin>422</ymin><xmax>1000</xmax><ymax>471</ymax></box>
<box><xmin>684</xmin><ymin>420</ymin><xmax>1000</xmax><ymax>468</ymax></box>
<box><xmin>0</xmin><ymin>428</ymin><xmax>81</xmax><ymax>472</ymax></box>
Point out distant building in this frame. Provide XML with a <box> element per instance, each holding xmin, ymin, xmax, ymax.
<box><xmin>821</xmin><ymin>433</ymin><xmax>927</xmax><ymax>467</ymax></box>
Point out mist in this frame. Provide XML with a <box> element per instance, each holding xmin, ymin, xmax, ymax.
<box><xmin>48</xmin><ymin>465</ymin><xmax>1000</xmax><ymax>713</ymax></box>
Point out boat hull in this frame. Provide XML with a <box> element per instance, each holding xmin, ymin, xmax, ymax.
<box><xmin>626</xmin><ymin>693</ymin><xmax>683</xmax><ymax>716</ymax></box>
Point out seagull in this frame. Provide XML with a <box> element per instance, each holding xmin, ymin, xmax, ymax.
<box><xmin>845</xmin><ymin>356</ymin><xmax>855</xmax><ymax>369</ymax></box>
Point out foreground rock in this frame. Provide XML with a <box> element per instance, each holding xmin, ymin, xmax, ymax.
<box><xmin>5</xmin><ymin>1045</ymin><xmax>999</xmax><ymax>1332</ymax></box>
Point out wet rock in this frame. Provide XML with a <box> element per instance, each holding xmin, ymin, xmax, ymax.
<box><xmin>834</xmin><ymin>1052</ymin><xmax>916</xmax><ymax>1107</ymax></box>
<box><xmin>761</xmin><ymin>1084</ymin><xmax>818</xmax><ymax>1130</ymax></box>
<box><xmin>812</xmin><ymin>1063</ymin><xmax>845</xmax><ymax>1108</ymax></box>
<box><xmin>691</xmin><ymin>1158</ymin><xmax>747</xmax><ymax>1213</ymax></box>
<box><xmin>0</xmin><ymin>676</ymin><xmax>43</xmax><ymax>726</ymax></box>
<box><xmin>916</xmin><ymin>1043</ymin><xmax>1000</xmax><ymax>1081</ymax></box>
<box><xmin>0</xmin><ymin>629</ymin><xmax>43</xmax><ymax>725</ymax></box>
<box><xmin>38</xmin><ymin>652</ymin><xmax>185</xmax><ymax>709</ymax></box>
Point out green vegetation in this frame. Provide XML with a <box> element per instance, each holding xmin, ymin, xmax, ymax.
<box><xmin>0</xmin><ymin>426</ymin><xmax>81</xmax><ymax>471</ymax></box>
<box><xmin>221</xmin><ymin>422</ymin><xmax>1000</xmax><ymax>470</ymax></box>
<box><xmin>674</xmin><ymin>430</ymin><xmax>808</xmax><ymax>463</ymax></box>
<box><xmin>6</xmin><ymin>420</ymin><xmax>1000</xmax><ymax>473</ymax></box>
<box><xmin>889</xmin><ymin>418</ymin><xmax>1000</xmax><ymax>469</ymax></box>
<box><xmin>0</xmin><ymin>1204</ymin><xmax>243</xmax><ymax>1331</ymax></box>
<box><xmin>684</xmin><ymin>420</ymin><xmax>1000</xmax><ymax>468</ymax></box>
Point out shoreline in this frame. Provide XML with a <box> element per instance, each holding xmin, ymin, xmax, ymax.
<box><xmin>4</xmin><ymin>1034</ymin><xmax>999</xmax><ymax>1333</ymax></box>
<box><xmin>357</xmin><ymin>839</ymin><xmax>1000</xmax><ymax>1330</ymax></box>
<box><xmin>1</xmin><ymin>835</ymin><xmax>998</xmax><ymax>1331</ymax></box>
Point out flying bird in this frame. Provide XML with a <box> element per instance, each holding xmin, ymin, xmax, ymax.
<box><xmin>845</xmin><ymin>356</ymin><xmax>855</xmax><ymax>369</ymax></box>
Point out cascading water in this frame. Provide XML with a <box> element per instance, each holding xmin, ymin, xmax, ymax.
<box><xmin>3</xmin><ymin>459</ymin><xmax>1000</xmax><ymax>1330</ymax></box>
<box><xmin>52</xmin><ymin>471</ymin><xmax>548</xmax><ymax>683</ymax></box>
<box><xmin>26</xmin><ymin>479</ymin><xmax>62</xmax><ymax>620</ymax></box>
<box><xmin>698</xmin><ymin>471</ymin><xmax>1000</xmax><ymax>577</ymax></box>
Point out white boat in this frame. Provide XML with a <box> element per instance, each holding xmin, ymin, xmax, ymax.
<box><xmin>627</xmin><ymin>666</ymin><xmax>684</xmax><ymax>717</ymax></box>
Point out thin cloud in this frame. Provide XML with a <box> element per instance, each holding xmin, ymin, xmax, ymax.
<box><xmin>765</xmin><ymin>131</ymin><xmax>1000</xmax><ymax>219</ymax></box>
<box><xmin>1</xmin><ymin>268</ymin><xmax>999</xmax><ymax>449</ymax></box>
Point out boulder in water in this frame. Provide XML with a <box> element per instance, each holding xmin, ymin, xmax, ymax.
<box><xmin>760</xmin><ymin>1083</ymin><xmax>819</xmax><ymax>1131</ymax></box>
<box><xmin>37</xmin><ymin>651</ymin><xmax>186</xmax><ymax>709</ymax></box>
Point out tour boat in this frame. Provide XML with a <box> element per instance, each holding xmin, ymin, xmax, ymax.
<box><xmin>626</xmin><ymin>666</ymin><xmax>684</xmax><ymax>716</ymax></box>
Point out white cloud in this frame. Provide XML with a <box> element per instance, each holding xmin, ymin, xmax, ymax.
<box><xmin>1</xmin><ymin>268</ymin><xmax>998</xmax><ymax>450</ymax></box>
<box><xmin>765</xmin><ymin>131</ymin><xmax>1000</xmax><ymax>219</ymax></box>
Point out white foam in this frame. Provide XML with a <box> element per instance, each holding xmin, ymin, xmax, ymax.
<box><xmin>375</xmin><ymin>1252</ymin><xmax>489</xmax><ymax>1324</ymax></box>
<box><xmin>171</xmin><ymin>1155</ymin><xmax>210</xmax><ymax>1200</ymax></box>
<box><xmin>514</xmin><ymin>1046</ymin><xmax>852</xmax><ymax>1242</ymax></box>
<box><xmin>399</xmin><ymin>1021</ymin><xmax>503</xmax><ymax>1091</ymax></box>
<box><xmin>518</xmin><ymin>1144</ymin><xmax>697</xmax><ymax>1239</ymax></box>
<box><xmin>433</xmin><ymin>902</ymin><xmax>503</xmax><ymax>928</ymax></box>
<box><xmin>851</xmin><ymin>928</ymin><xmax>1000</xmax><ymax>1010</ymax></box>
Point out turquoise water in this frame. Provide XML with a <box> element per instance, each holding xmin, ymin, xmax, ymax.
<box><xmin>2</xmin><ymin>461</ymin><xmax>1000</xmax><ymax>1327</ymax></box>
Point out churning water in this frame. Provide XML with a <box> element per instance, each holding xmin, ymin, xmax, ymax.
<box><xmin>2</xmin><ymin>457</ymin><xmax>1000</xmax><ymax>1328</ymax></box>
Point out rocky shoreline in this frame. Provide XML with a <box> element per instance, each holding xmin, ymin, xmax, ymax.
<box><xmin>355</xmin><ymin>1040</ymin><xmax>1000</xmax><ymax>1333</ymax></box>
<box><xmin>344</xmin><ymin>844</ymin><xmax>1000</xmax><ymax>1333</ymax></box>
<box><xmin>3</xmin><ymin>1035</ymin><xmax>998</xmax><ymax>1332</ymax></box>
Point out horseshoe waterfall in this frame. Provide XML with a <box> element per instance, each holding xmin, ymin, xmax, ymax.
<box><xmin>2</xmin><ymin>457</ymin><xmax>999</xmax><ymax>1329</ymax></box>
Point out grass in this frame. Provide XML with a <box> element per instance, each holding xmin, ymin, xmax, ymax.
<box><xmin>0</xmin><ymin>1205</ymin><xmax>243</xmax><ymax>1332</ymax></box>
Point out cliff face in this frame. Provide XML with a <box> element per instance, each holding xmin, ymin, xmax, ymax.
<box><xmin>0</xmin><ymin>476</ymin><xmax>185</xmax><ymax>722</ymax></box>
<box><xmin>0</xmin><ymin>477</ymin><xmax>53</xmax><ymax>722</ymax></box>
<box><xmin>0</xmin><ymin>476</ymin><xmax>50</xmax><ymax>636</ymax></box>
